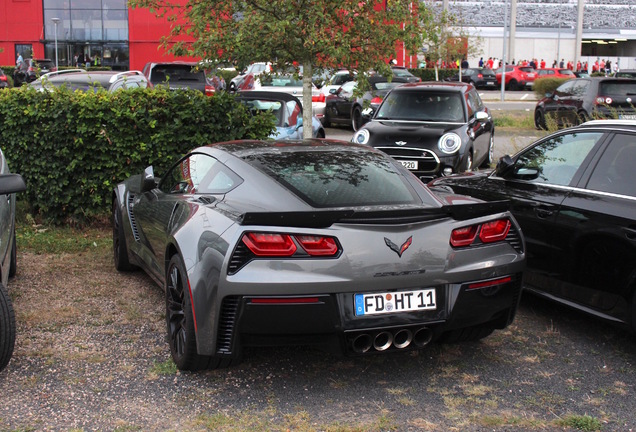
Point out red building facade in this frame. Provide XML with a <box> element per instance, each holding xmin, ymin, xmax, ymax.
<box><xmin>1</xmin><ymin>0</ymin><xmax>417</xmax><ymax>70</ymax></box>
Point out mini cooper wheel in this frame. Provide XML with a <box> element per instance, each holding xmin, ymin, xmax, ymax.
<box><xmin>112</xmin><ymin>200</ymin><xmax>136</xmax><ymax>272</ymax></box>
<box><xmin>351</xmin><ymin>106</ymin><xmax>362</xmax><ymax>132</ymax></box>
<box><xmin>480</xmin><ymin>134</ymin><xmax>495</xmax><ymax>168</ymax></box>
<box><xmin>0</xmin><ymin>282</ymin><xmax>16</xmax><ymax>371</ymax></box>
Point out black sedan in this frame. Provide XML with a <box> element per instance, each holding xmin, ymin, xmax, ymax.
<box><xmin>352</xmin><ymin>82</ymin><xmax>495</xmax><ymax>181</ymax></box>
<box><xmin>534</xmin><ymin>77</ymin><xmax>636</xmax><ymax>129</ymax></box>
<box><xmin>324</xmin><ymin>76</ymin><xmax>410</xmax><ymax>130</ymax></box>
<box><xmin>430</xmin><ymin>120</ymin><xmax>636</xmax><ymax>332</ymax></box>
<box><xmin>445</xmin><ymin>68</ymin><xmax>498</xmax><ymax>89</ymax></box>
<box><xmin>113</xmin><ymin>139</ymin><xmax>526</xmax><ymax>371</ymax></box>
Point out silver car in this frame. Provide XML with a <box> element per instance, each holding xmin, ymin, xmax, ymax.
<box><xmin>113</xmin><ymin>140</ymin><xmax>525</xmax><ymax>371</ymax></box>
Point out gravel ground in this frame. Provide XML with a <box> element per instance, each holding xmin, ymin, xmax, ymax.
<box><xmin>1</xmin><ymin>244</ymin><xmax>635</xmax><ymax>431</ymax></box>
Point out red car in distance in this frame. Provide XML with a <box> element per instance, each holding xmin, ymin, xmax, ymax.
<box><xmin>535</xmin><ymin>68</ymin><xmax>576</xmax><ymax>80</ymax></box>
<box><xmin>494</xmin><ymin>65</ymin><xmax>537</xmax><ymax>90</ymax></box>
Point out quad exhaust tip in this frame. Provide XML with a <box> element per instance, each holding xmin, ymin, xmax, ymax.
<box><xmin>350</xmin><ymin>327</ymin><xmax>431</xmax><ymax>354</ymax></box>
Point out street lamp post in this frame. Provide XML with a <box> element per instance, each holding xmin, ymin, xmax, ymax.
<box><xmin>51</xmin><ymin>18</ymin><xmax>61</xmax><ymax>70</ymax></box>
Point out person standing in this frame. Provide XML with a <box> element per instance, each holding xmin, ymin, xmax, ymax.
<box><xmin>478</xmin><ymin>57</ymin><xmax>484</xmax><ymax>68</ymax></box>
<box><xmin>16</xmin><ymin>53</ymin><xmax>23</xmax><ymax>68</ymax></box>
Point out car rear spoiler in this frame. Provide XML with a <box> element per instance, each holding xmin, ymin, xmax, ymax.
<box><xmin>240</xmin><ymin>200</ymin><xmax>510</xmax><ymax>228</ymax></box>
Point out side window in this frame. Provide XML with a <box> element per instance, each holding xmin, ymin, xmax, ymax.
<box><xmin>340</xmin><ymin>81</ymin><xmax>355</xmax><ymax>95</ymax></box>
<box><xmin>512</xmin><ymin>132</ymin><xmax>604</xmax><ymax>186</ymax></box>
<box><xmin>285</xmin><ymin>100</ymin><xmax>301</xmax><ymax>127</ymax></box>
<box><xmin>586</xmin><ymin>134</ymin><xmax>636</xmax><ymax>197</ymax></box>
<box><xmin>572</xmin><ymin>80</ymin><xmax>589</xmax><ymax>97</ymax></box>
<box><xmin>159</xmin><ymin>153</ymin><xmax>218</xmax><ymax>194</ymax></box>
<box><xmin>555</xmin><ymin>80</ymin><xmax>575</xmax><ymax>97</ymax></box>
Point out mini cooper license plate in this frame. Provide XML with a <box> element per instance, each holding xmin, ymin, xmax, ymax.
<box><xmin>355</xmin><ymin>289</ymin><xmax>436</xmax><ymax>316</ymax></box>
<box><xmin>399</xmin><ymin>160</ymin><xmax>418</xmax><ymax>170</ymax></box>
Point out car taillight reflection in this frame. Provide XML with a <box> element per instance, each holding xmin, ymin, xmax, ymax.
<box><xmin>205</xmin><ymin>84</ymin><xmax>215</xmax><ymax>96</ymax></box>
<box><xmin>312</xmin><ymin>94</ymin><xmax>326</xmax><ymax>103</ymax></box>
<box><xmin>370</xmin><ymin>97</ymin><xmax>383</xmax><ymax>105</ymax></box>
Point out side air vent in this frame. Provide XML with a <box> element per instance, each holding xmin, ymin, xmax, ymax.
<box><xmin>227</xmin><ymin>242</ymin><xmax>254</xmax><ymax>275</ymax></box>
<box><xmin>505</xmin><ymin>225</ymin><xmax>524</xmax><ymax>254</ymax></box>
<box><xmin>127</xmin><ymin>193</ymin><xmax>141</xmax><ymax>242</ymax></box>
<box><xmin>216</xmin><ymin>296</ymin><xmax>240</xmax><ymax>354</ymax></box>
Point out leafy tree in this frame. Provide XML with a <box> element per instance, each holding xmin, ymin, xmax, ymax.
<box><xmin>129</xmin><ymin>0</ymin><xmax>440</xmax><ymax>138</ymax></box>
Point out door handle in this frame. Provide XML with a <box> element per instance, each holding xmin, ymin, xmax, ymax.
<box><xmin>535</xmin><ymin>208</ymin><xmax>553</xmax><ymax>218</ymax></box>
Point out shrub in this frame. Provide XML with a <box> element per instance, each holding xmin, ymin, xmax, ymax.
<box><xmin>0</xmin><ymin>86</ymin><xmax>275</xmax><ymax>224</ymax></box>
<box><xmin>533</xmin><ymin>77</ymin><xmax>570</xmax><ymax>98</ymax></box>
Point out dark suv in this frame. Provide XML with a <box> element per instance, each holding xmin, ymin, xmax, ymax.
<box><xmin>534</xmin><ymin>77</ymin><xmax>636</xmax><ymax>129</ymax></box>
<box><xmin>142</xmin><ymin>61</ymin><xmax>213</xmax><ymax>95</ymax></box>
<box><xmin>446</xmin><ymin>68</ymin><xmax>497</xmax><ymax>89</ymax></box>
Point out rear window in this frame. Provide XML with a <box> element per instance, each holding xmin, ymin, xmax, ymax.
<box><xmin>151</xmin><ymin>65</ymin><xmax>205</xmax><ymax>84</ymax></box>
<box><xmin>242</xmin><ymin>148</ymin><xmax>421</xmax><ymax>207</ymax></box>
<box><xmin>599</xmin><ymin>81</ymin><xmax>636</xmax><ymax>96</ymax></box>
<box><xmin>259</xmin><ymin>75</ymin><xmax>303</xmax><ymax>87</ymax></box>
<box><xmin>519</xmin><ymin>67</ymin><xmax>535</xmax><ymax>73</ymax></box>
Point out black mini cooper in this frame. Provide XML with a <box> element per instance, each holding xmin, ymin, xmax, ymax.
<box><xmin>352</xmin><ymin>82</ymin><xmax>495</xmax><ymax>181</ymax></box>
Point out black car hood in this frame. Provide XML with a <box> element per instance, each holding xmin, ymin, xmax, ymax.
<box><xmin>364</xmin><ymin>119</ymin><xmax>465</xmax><ymax>147</ymax></box>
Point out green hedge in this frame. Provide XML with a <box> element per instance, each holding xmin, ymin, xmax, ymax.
<box><xmin>533</xmin><ymin>77</ymin><xmax>571</xmax><ymax>98</ymax></box>
<box><xmin>0</xmin><ymin>86</ymin><xmax>275</xmax><ymax>224</ymax></box>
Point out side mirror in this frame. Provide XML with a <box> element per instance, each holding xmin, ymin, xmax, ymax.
<box><xmin>475</xmin><ymin>111</ymin><xmax>489</xmax><ymax>121</ymax></box>
<box><xmin>329</xmin><ymin>88</ymin><xmax>338</xmax><ymax>95</ymax></box>
<box><xmin>0</xmin><ymin>174</ymin><xmax>26</xmax><ymax>195</ymax></box>
<box><xmin>494</xmin><ymin>155</ymin><xmax>515</xmax><ymax>177</ymax></box>
<box><xmin>141</xmin><ymin>166</ymin><xmax>156</xmax><ymax>193</ymax></box>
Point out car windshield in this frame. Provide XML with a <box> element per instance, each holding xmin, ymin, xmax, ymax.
<box><xmin>371</xmin><ymin>81</ymin><xmax>403</xmax><ymax>91</ymax></box>
<box><xmin>242</xmin><ymin>147</ymin><xmax>421</xmax><ymax>208</ymax></box>
<box><xmin>376</xmin><ymin>91</ymin><xmax>465</xmax><ymax>122</ymax></box>
<box><xmin>392</xmin><ymin>69</ymin><xmax>413</xmax><ymax>78</ymax></box>
<box><xmin>599</xmin><ymin>81</ymin><xmax>636</xmax><ymax>96</ymax></box>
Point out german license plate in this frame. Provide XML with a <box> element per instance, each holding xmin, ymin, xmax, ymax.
<box><xmin>619</xmin><ymin>114</ymin><xmax>636</xmax><ymax>120</ymax></box>
<box><xmin>486</xmin><ymin>82</ymin><xmax>495</xmax><ymax>86</ymax></box>
<box><xmin>354</xmin><ymin>289</ymin><xmax>436</xmax><ymax>316</ymax></box>
<box><xmin>399</xmin><ymin>160</ymin><xmax>418</xmax><ymax>170</ymax></box>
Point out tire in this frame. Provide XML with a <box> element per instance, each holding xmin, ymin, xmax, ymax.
<box><xmin>577</xmin><ymin>110</ymin><xmax>590</xmax><ymax>125</ymax></box>
<box><xmin>112</xmin><ymin>200</ymin><xmax>136</xmax><ymax>272</ymax></box>
<box><xmin>462</xmin><ymin>149</ymin><xmax>473</xmax><ymax>172</ymax></box>
<box><xmin>480</xmin><ymin>134</ymin><xmax>495</xmax><ymax>168</ymax></box>
<box><xmin>534</xmin><ymin>109</ymin><xmax>547</xmax><ymax>130</ymax></box>
<box><xmin>9</xmin><ymin>229</ymin><xmax>17</xmax><ymax>279</ymax></box>
<box><xmin>0</xmin><ymin>282</ymin><xmax>16</xmax><ymax>371</ymax></box>
<box><xmin>440</xmin><ymin>325</ymin><xmax>495</xmax><ymax>343</ymax></box>
<box><xmin>507</xmin><ymin>79</ymin><xmax>518</xmax><ymax>91</ymax></box>
<box><xmin>351</xmin><ymin>106</ymin><xmax>362</xmax><ymax>132</ymax></box>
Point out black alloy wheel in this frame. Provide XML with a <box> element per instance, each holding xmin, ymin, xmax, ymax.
<box><xmin>166</xmin><ymin>255</ymin><xmax>210</xmax><ymax>371</ymax></box>
<box><xmin>112</xmin><ymin>201</ymin><xmax>136</xmax><ymax>271</ymax></box>
<box><xmin>351</xmin><ymin>106</ymin><xmax>362</xmax><ymax>131</ymax></box>
<box><xmin>0</xmin><ymin>282</ymin><xmax>16</xmax><ymax>371</ymax></box>
<box><xmin>481</xmin><ymin>134</ymin><xmax>495</xmax><ymax>168</ymax></box>
<box><xmin>534</xmin><ymin>109</ymin><xmax>547</xmax><ymax>130</ymax></box>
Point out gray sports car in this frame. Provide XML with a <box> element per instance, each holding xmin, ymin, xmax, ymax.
<box><xmin>112</xmin><ymin>139</ymin><xmax>526</xmax><ymax>371</ymax></box>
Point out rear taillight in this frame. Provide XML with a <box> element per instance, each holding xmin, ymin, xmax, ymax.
<box><xmin>241</xmin><ymin>232</ymin><xmax>340</xmax><ymax>257</ymax></box>
<box><xmin>450</xmin><ymin>225</ymin><xmax>478</xmax><ymax>247</ymax></box>
<box><xmin>0</xmin><ymin>76</ymin><xmax>6</xmax><ymax>82</ymax></box>
<box><xmin>312</xmin><ymin>94</ymin><xmax>326</xmax><ymax>103</ymax></box>
<box><xmin>596</xmin><ymin>96</ymin><xmax>612</xmax><ymax>105</ymax></box>
<box><xmin>296</xmin><ymin>235</ymin><xmax>338</xmax><ymax>256</ymax></box>
<box><xmin>370</xmin><ymin>96</ymin><xmax>383</xmax><ymax>105</ymax></box>
<box><xmin>205</xmin><ymin>84</ymin><xmax>215</xmax><ymax>96</ymax></box>
<box><xmin>450</xmin><ymin>218</ymin><xmax>511</xmax><ymax>248</ymax></box>
<box><xmin>242</xmin><ymin>233</ymin><xmax>297</xmax><ymax>256</ymax></box>
<box><xmin>477</xmin><ymin>73</ymin><xmax>483</xmax><ymax>78</ymax></box>
<box><xmin>479</xmin><ymin>219</ymin><xmax>511</xmax><ymax>243</ymax></box>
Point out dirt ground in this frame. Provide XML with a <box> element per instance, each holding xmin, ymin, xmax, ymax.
<box><xmin>1</xmin><ymin>242</ymin><xmax>635</xmax><ymax>431</ymax></box>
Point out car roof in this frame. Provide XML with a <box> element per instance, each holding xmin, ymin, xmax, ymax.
<box><xmin>390</xmin><ymin>81</ymin><xmax>468</xmax><ymax>92</ymax></box>
<box><xmin>577</xmin><ymin>119</ymin><xmax>636</xmax><ymax>130</ymax></box>
<box><xmin>36</xmin><ymin>70</ymin><xmax>146</xmax><ymax>87</ymax></box>
<box><xmin>235</xmin><ymin>90</ymin><xmax>301</xmax><ymax>104</ymax></box>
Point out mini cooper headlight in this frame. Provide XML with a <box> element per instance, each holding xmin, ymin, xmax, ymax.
<box><xmin>438</xmin><ymin>133</ymin><xmax>462</xmax><ymax>154</ymax></box>
<box><xmin>352</xmin><ymin>129</ymin><xmax>370</xmax><ymax>145</ymax></box>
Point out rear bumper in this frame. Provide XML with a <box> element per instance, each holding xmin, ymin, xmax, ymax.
<box><xmin>209</xmin><ymin>273</ymin><xmax>523</xmax><ymax>358</ymax></box>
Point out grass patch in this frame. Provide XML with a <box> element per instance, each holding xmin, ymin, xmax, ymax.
<box><xmin>492</xmin><ymin>111</ymin><xmax>535</xmax><ymax>129</ymax></box>
<box><xmin>555</xmin><ymin>414</ymin><xmax>602</xmax><ymax>431</ymax></box>
<box><xmin>17</xmin><ymin>223</ymin><xmax>111</xmax><ymax>255</ymax></box>
<box><xmin>149</xmin><ymin>359</ymin><xmax>178</xmax><ymax>376</ymax></box>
